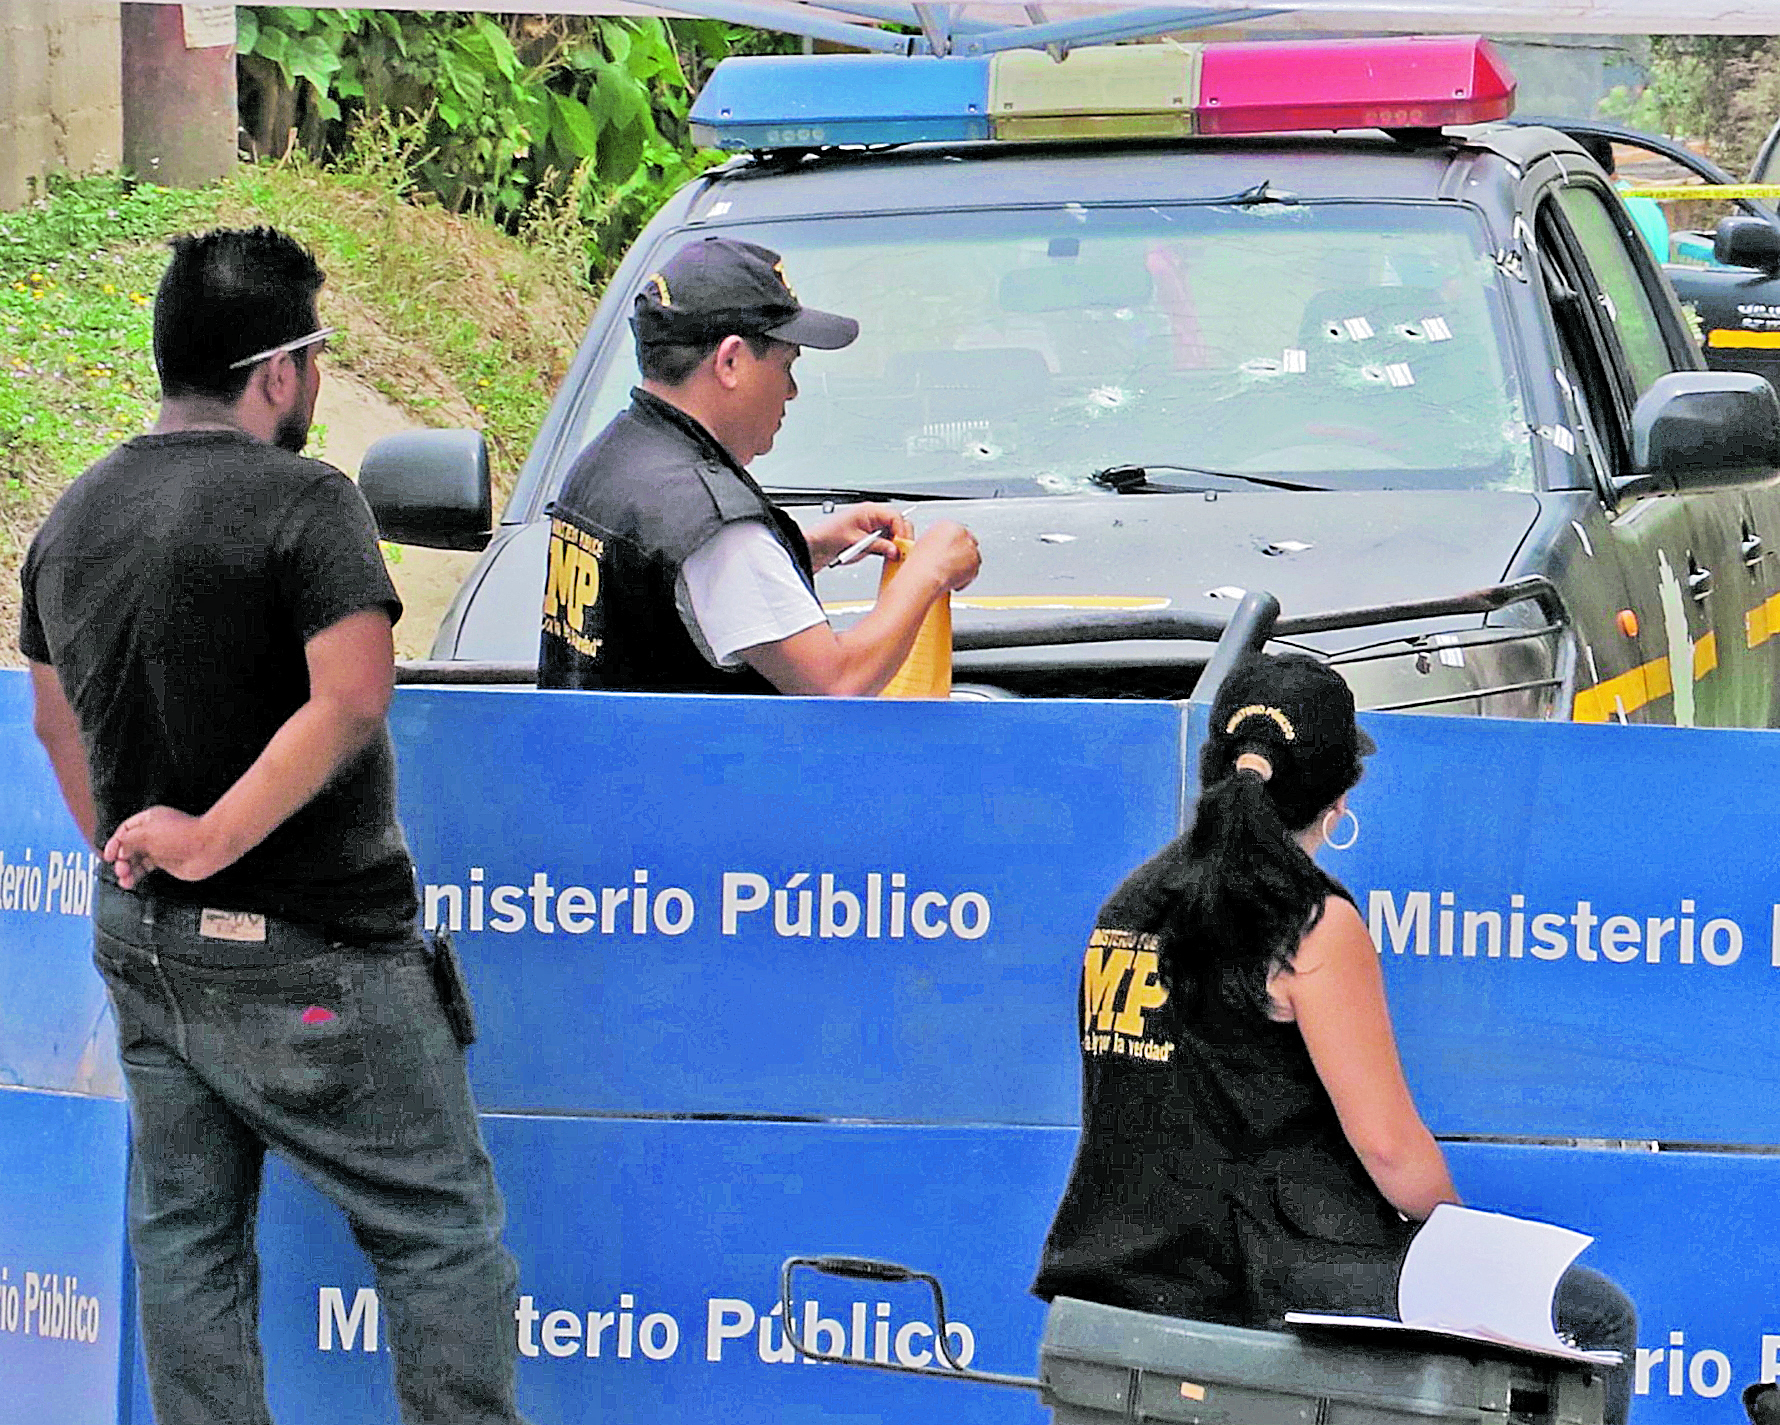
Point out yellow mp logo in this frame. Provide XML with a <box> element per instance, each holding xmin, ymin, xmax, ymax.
<box><xmin>646</xmin><ymin>272</ymin><xmax>672</xmax><ymax>307</ymax></box>
<box><xmin>772</xmin><ymin>259</ymin><xmax>798</xmax><ymax>302</ymax></box>
<box><xmin>1083</xmin><ymin>940</ymin><xmax>1168</xmax><ymax>1037</ymax></box>
<box><xmin>544</xmin><ymin>518</ymin><xmax>604</xmax><ymax>633</ymax></box>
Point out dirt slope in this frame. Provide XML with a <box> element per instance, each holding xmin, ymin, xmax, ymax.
<box><xmin>309</xmin><ymin>370</ymin><xmax>482</xmax><ymax>662</ymax></box>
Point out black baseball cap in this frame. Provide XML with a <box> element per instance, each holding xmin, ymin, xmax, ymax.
<box><xmin>1211</xmin><ymin>652</ymin><xmax>1376</xmax><ymax>771</ymax></box>
<box><xmin>630</xmin><ymin>237</ymin><xmax>859</xmax><ymax>351</ymax></box>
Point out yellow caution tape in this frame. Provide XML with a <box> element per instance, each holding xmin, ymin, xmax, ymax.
<box><xmin>1708</xmin><ymin>329</ymin><xmax>1780</xmax><ymax>349</ymax></box>
<box><xmin>1620</xmin><ymin>185</ymin><xmax>1780</xmax><ymax>201</ymax></box>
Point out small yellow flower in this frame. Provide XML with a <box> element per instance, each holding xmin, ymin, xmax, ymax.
<box><xmin>476</xmin><ymin>378</ymin><xmax>491</xmax><ymax>388</ymax></box>
<box><xmin>474</xmin><ymin>403</ymin><xmax>487</xmax><ymax>413</ymax></box>
<box><xmin>102</xmin><ymin>283</ymin><xmax>116</xmax><ymax>295</ymax></box>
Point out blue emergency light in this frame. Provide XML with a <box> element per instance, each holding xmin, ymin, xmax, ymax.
<box><xmin>692</xmin><ymin>55</ymin><xmax>993</xmax><ymax>149</ymax></box>
<box><xmin>689</xmin><ymin>36</ymin><xmax>1516</xmax><ymax>153</ymax></box>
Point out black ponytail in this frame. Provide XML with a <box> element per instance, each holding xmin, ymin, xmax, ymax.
<box><xmin>1140</xmin><ymin>654</ymin><xmax>1367</xmax><ymax>1016</ymax></box>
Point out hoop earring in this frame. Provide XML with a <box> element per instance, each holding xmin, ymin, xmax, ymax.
<box><xmin>1322</xmin><ymin>807</ymin><xmax>1359</xmax><ymax>851</ymax></box>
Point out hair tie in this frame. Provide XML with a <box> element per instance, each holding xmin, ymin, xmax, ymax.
<box><xmin>1233</xmin><ymin>751</ymin><xmax>1274</xmax><ymax>782</ymax></box>
<box><xmin>1224</xmin><ymin>704</ymin><xmax>1296</xmax><ymax>741</ymax></box>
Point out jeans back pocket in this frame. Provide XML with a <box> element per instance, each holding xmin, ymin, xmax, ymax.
<box><xmin>206</xmin><ymin>965</ymin><xmax>376</xmax><ymax>1117</ymax></box>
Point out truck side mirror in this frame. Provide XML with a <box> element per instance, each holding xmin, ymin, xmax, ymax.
<box><xmin>359</xmin><ymin>429</ymin><xmax>493</xmax><ymax>551</ymax></box>
<box><xmin>1619</xmin><ymin>370</ymin><xmax>1780</xmax><ymax>498</ymax></box>
<box><xmin>1712</xmin><ymin>216</ymin><xmax>1780</xmax><ymax>273</ymax></box>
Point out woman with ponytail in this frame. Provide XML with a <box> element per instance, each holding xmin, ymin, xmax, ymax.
<box><xmin>1033</xmin><ymin>652</ymin><xmax>1636</xmax><ymax>1424</ymax></box>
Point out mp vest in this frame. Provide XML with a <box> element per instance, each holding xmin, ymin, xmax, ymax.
<box><xmin>539</xmin><ymin>389</ymin><xmax>816</xmax><ymax>693</ymax></box>
<box><xmin>1033</xmin><ymin>845</ymin><xmax>1411</xmax><ymax>1327</ymax></box>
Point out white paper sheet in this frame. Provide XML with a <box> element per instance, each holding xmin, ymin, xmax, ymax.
<box><xmin>1284</xmin><ymin>1205</ymin><xmax>1623</xmax><ymax>1366</ymax></box>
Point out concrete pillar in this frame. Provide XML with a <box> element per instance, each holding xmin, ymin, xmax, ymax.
<box><xmin>119</xmin><ymin>2</ymin><xmax>235</xmax><ymax>189</ymax></box>
<box><xmin>0</xmin><ymin>0</ymin><xmax>123</xmax><ymax>211</ymax></box>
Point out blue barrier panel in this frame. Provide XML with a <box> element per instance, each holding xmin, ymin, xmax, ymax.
<box><xmin>243</xmin><ymin>1116</ymin><xmax>1064</xmax><ymax>1425</ymax></box>
<box><xmin>234</xmin><ymin>1117</ymin><xmax>1778</xmax><ymax>1425</ymax></box>
<box><xmin>1332</xmin><ymin>714</ymin><xmax>1780</xmax><ymax>1144</ymax></box>
<box><xmin>0</xmin><ymin>673</ymin><xmax>113</xmax><ymax>1097</ymax></box>
<box><xmin>1446</xmin><ymin>1143</ymin><xmax>1780</xmax><ymax>1417</ymax></box>
<box><xmin>8</xmin><ymin>675</ymin><xmax>1780</xmax><ymax>1424</ymax></box>
<box><xmin>390</xmin><ymin>689</ymin><xmax>1187</xmax><ymax>1124</ymax></box>
<box><xmin>0</xmin><ymin>1087</ymin><xmax>128</xmax><ymax>1424</ymax></box>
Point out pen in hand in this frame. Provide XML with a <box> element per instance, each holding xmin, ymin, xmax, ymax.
<box><xmin>825</xmin><ymin>509</ymin><xmax>915</xmax><ymax>569</ymax></box>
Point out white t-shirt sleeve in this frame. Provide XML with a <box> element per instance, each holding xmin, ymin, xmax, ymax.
<box><xmin>676</xmin><ymin>520</ymin><xmax>827</xmax><ymax>667</ymax></box>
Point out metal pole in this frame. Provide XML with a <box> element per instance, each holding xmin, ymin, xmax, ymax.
<box><xmin>952</xmin><ymin>8</ymin><xmax>1287</xmax><ymax>56</ymax></box>
<box><xmin>1188</xmin><ymin>589</ymin><xmax>1280</xmax><ymax>710</ymax></box>
<box><xmin>119</xmin><ymin>2</ymin><xmax>236</xmax><ymax>188</ymax></box>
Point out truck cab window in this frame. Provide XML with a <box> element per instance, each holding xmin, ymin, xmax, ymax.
<box><xmin>1554</xmin><ymin>185</ymin><xmax>1679</xmax><ymax>398</ymax></box>
<box><xmin>1535</xmin><ymin>202</ymin><xmax>1625</xmax><ymax>484</ymax></box>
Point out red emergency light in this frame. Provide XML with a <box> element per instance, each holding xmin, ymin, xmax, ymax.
<box><xmin>1195</xmin><ymin>35</ymin><xmax>1517</xmax><ymax>137</ymax></box>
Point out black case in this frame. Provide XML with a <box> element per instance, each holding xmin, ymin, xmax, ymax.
<box><xmin>1040</xmin><ymin>1299</ymin><xmax>1604</xmax><ymax>1425</ymax></box>
<box><xmin>428</xmin><ymin>931</ymin><xmax>478</xmax><ymax>1047</ymax></box>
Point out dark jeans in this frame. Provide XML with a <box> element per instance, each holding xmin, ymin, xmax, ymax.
<box><xmin>1554</xmin><ymin>1265</ymin><xmax>1640</xmax><ymax>1425</ymax></box>
<box><xmin>95</xmin><ymin>883</ymin><xmax>525</xmax><ymax>1425</ymax></box>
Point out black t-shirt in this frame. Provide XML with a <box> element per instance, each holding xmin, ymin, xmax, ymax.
<box><xmin>1032</xmin><ymin>838</ymin><xmax>1409</xmax><ymax>1327</ymax></box>
<box><xmin>18</xmin><ymin>430</ymin><xmax>418</xmax><ymax>940</ymax></box>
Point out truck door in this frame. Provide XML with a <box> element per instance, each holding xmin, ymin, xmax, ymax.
<box><xmin>1535</xmin><ymin>181</ymin><xmax>1760</xmax><ymax>725</ymax></box>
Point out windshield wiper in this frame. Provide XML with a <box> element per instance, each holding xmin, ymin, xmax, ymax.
<box><xmin>1229</xmin><ymin>180</ymin><xmax>1301</xmax><ymax>206</ymax></box>
<box><xmin>1090</xmin><ymin>464</ymin><xmax>1332</xmax><ymax>495</ymax></box>
<box><xmin>764</xmin><ymin>485</ymin><xmax>970</xmax><ymax>504</ymax></box>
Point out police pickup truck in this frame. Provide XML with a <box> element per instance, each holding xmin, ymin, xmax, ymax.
<box><xmin>364</xmin><ymin>35</ymin><xmax>1780</xmax><ymax>725</ymax></box>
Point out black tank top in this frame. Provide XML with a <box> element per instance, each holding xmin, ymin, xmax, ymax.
<box><xmin>1032</xmin><ymin>835</ymin><xmax>1413</xmax><ymax>1327</ymax></box>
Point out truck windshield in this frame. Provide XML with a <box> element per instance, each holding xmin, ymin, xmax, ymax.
<box><xmin>560</xmin><ymin>201</ymin><xmax>1533</xmax><ymax>498</ymax></box>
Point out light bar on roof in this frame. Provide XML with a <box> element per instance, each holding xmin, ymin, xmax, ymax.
<box><xmin>689</xmin><ymin>36</ymin><xmax>1516</xmax><ymax>153</ymax></box>
<box><xmin>1198</xmin><ymin>35</ymin><xmax>1517</xmax><ymax>135</ymax></box>
<box><xmin>692</xmin><ymin>55</ymin><xmax>993</xmax><ymax>149</ymax></box>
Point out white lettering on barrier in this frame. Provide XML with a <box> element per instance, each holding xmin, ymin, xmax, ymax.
<box><xmin>318</xmin><ymin>1286</ymin><xmax>378</xmax><ymax>1352</ymax></box>
<box><xmin>318</xmin><ymin>1286</ymin><xmax>975</xmax><ymax>1371</ymax></box>
<box><xmin>0</xmin><ymin>847</ymin><xmax>97</xmax><ymax>920</ymax></box>
<box><xmin>1633</xmin><ymin>1329</ymin><xmax>1742</xmax><ymax>1399</ymax></box>
<box><xmin>700</xmin><ymin>1295</ymin><xmax>975</xmax><ymax>1369</ymax></box>
<box><xmin>0</xmin><ymin>1265</ymin><xmax>102</xmax><ymax>1345</ymax></box>
<box><xmin>1365</xmin><ymin>890</ymin><xmax>1780</xmax><ymax>971</ymax></box>
<box><xmin>299</xmin><ymin>1295</ymin><xmax>1780</xmax><ymax>1399</ymax></box>
<box><xmin>421</xmin><ymin>868</ymin><xmax>993</xmax><ymax>944</ymax></box>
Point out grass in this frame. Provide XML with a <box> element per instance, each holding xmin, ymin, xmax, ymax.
<box><xmin>1</xmin><ymin>148</ymin><xmax>597</xmax><ymax>664</ymax></box>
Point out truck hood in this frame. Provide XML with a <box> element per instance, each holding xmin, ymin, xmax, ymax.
<box><xmin>812</xmin><ymin>489</ymin><xmax>1544</xmax><ymax>637</ymax></box>
<box><xmin>442</xmin><ymin>488</ymin><xmax>1543</xmax><ymax>664</ymax></box>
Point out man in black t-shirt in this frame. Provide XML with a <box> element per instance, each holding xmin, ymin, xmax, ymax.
<box><xmin>19</xmin><ymin>228</ymin><xmax>526</xmax><ymax>1425</ymax></box>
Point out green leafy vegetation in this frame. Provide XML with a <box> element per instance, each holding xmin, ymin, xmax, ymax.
<box><xmin>1598</xmin><ymin>37</ymin><xmax>1780</xmax><ymax>173</ymax></box>
<box><xmin>5</xmin><ymin>8</ymin><xmax>785</xmax><ymax>656</ymax></box>
<box><xmin>1</xmin><ymin>158</ymin><xmax>597</xmax><ymax>660</ymax></box>
<box><xmin>236</xmin><ymin>8</ymin><xmax>788</xmax><ymax>279</ymax></box>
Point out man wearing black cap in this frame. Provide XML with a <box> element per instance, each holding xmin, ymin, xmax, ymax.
<box><xmin>539</xmin><ymin>236</ymin><xmax>981</xmax><ymax>694</ymax></box>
